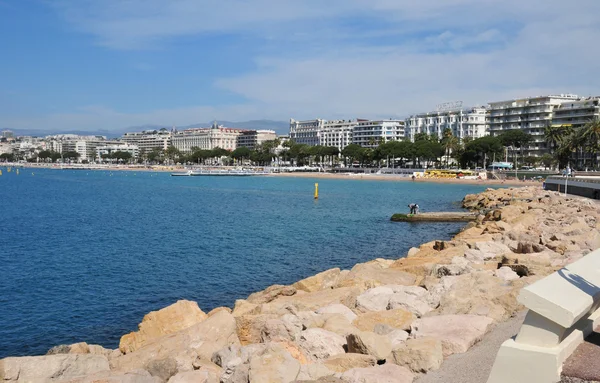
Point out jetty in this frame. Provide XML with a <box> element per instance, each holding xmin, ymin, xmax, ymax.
<box><xmin>390</xmin><ymin>211</ymin><xmax>478</xmax><ymax>222</ymax></box>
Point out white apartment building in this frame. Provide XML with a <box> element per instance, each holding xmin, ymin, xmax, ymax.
<box><xmin>352</xmin><ymin>119</ymin><xmax>406</xmax><ymax>148</ymax></box>
<box><xmin>289</xmin><ymin>119</ymin><xmax>325</xmax><ymax>146</ymax></box>
<box><xmin>172</xmin><ymin>123</ymin><xmax>243</xmax><ymax>152</ymax></box>
<box><xmin>321</xmin><ymin>120</ymin><xmax>356</xmax><ymax>151</ymax></box>
<box><xmin>488</xmin><ymin>94</ymin><xmax>580</xmax><ymax>156</ymax></box>
<box><xmin>45</xmin><ymin>135</ymin><xmax>108</xmax><ymax>161</ymax></box>
<box><xmin>236</xmin><ymin>130</ymin><xmax>277</xmax><ymax>150</ymax></box>
<box><xmin>552</xmin><ymin>97</ymin><xmax>600</xmax><ymax>129</ymax></box>
<box><xmin>406</xmin><ymin>107</ymin><xmax>488</xmax><ymax>142</ymax></box>
<box><xmin>289</xmin><ymin>118</ymin><xmax>357</xmax><ymax>151</ymax></box>
<box><xmin>96</xmin><ymin>143</ymin><xmax>140</xmax><ymax>159</ymax></box>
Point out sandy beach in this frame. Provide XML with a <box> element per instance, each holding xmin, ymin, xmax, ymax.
<box><xmin>5</xmin><ymin>163</ymin><xmax>542</xmax><ymax>187</ymax></box>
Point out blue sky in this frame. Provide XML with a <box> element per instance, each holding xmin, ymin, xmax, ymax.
<box><xmin>1</xmin><ymin>0</ymin><xmax>600</xmax><ymax>133</ymax></box>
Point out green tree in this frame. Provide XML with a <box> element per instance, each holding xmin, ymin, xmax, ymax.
<box><xmin>341</xmin><ymin>144</ymin><xmax>362</xmax><ymax>166</ymax></box>
<box><xmin>581</xmin><ymin>119</ymin><xmax>600</xmax><ymax>168</ymax></box>
<box><xmin>62</xmin><ymin>151</ymin><xmax>80</xmax><ymax>161</ymax></box>
<box><xmin>540</xmin><ymin>154</ymin><xmax>555</xmax><ymax>169</ymax></box>
<box><xmin>498</xmin><ymin>130</ymin><xmax>533</xmax><ymax>168</ymax></box>
<box><xmin>0</xmin><ymin>153</ymin><xmax>14</xmax><ymax>162</ymax></box>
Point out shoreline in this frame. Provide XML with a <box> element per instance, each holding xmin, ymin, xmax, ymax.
<box><xmin>3</xmin><ymin>185</ymin><xmax>597</xmax><ymax>382</ymax></box>
<box><xmin>3</xmin><ymin>162</ymin><xmax>539</xmax><ymax>187</ymax></box>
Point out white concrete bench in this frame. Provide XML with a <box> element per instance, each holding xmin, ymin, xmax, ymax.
<box><xmin>487</xmin><ymin>249</ymin><xmax>600</xmax><ymax>383</ymax></box>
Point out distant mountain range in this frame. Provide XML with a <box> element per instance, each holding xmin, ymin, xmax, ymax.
<box><xmin>5</xmin><ymin>120</ymin><xmax>290</xmax><ymax>138</ymax></box>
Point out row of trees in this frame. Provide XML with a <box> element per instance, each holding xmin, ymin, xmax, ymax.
<box><xmin>544</xmin><ymin>120</ymin><xmax>600</xmax><ymax>169</ymax></box>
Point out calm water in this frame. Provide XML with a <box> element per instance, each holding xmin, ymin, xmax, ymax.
<box><xmin>0</xmin><ymin>168</ymin><xmax>488</xmax><ymax>358</ymax></box>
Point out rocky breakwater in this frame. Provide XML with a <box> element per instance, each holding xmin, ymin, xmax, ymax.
<box><xmin>3</xmin><ymin>186</ymin><xmax>600</xmax><ymax>383</ymax></box>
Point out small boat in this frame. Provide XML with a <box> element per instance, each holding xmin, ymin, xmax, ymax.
<box><xmin>170</xmin><ymin>170</ymin><xmax>194</xmax><ymax>176</ymax></box>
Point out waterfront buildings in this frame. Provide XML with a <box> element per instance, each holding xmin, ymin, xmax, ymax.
<box><xmin>352</xmin><ymin>119</ymin><xmax>406</xmax><ymax>147</ymax></box>
<box><xmin>96</xmin><ymin>143</ymin><xmax>140</xmax><ymax>159</ymax></box>
<box><xmin>121</xmin><ymin>130</ymin><xmax>172</xmax><ymax>152</ymax></box>
<box><xmin>2</xmin><ymin>130</ymin><xmax>14</xmax><ymax>139</ymax></box>
<box><xmin>552</xmin><ymin>97</ymin><xmax>600</xmax><ymax>130</ymax></box>
<box><xmin>236</xmin><ymin>130</ymin><xmax>277</xmax><ymax>150</ymax></box>
<box><xmin>171</xmin><ymin>122</ymin><xmax>244</xmax><ymax>152</ymax></box>
<box><xmin>45</xmin><ymin>134</ymin><xmax>109</xmax><ymax>162</ymax></box>
<box><xmin>289</xmin><ymin>118</ymin><xmax>402</xmax><ymax>150</ymax></box>
<box><xmin>488</xmin><ymin>94</ymin><xmax>580</xmax><ymax>157</ymax></box>
<box><xmin>405</xmin><ymin>107</ymin><xmax>488</xmax><ymax>142</ymax></box>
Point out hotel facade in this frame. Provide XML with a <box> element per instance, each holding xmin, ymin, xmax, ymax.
<box><xmin>405</xmin><ymin>107</ymin><xmax>488</xmax><ymax>142</ymax></box>
<box><xmin>488</xmin><ymin>94</ymin><xmax>580</xmax><ymax>157</ymax></box>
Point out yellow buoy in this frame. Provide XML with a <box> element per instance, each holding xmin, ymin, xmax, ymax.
<box><xmin>0</xmin><ymin>170</ymin><xmax>2</xmax><ymax>176</ymax></box>
<box><xmin>314</xmin><ymin>183</ymin><xmax>319</xmax><ymax>199</ymax></box>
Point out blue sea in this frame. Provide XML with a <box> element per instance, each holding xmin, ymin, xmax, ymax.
<box><xmin>0</xmin><ymin>168</ymin><xmax>489</xmax><ymax>358</ymax></box>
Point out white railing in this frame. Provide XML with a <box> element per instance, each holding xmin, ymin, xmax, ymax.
<box><xmin>487</xmin><ymin>248</ymin><xmax>600</xmax><ymax>383</ymax></box>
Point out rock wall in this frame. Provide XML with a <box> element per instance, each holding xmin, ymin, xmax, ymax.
<box><xmin>3</xmin><ymin>186</ymin><xmax>598</xmax><ymax>383</ymax></box>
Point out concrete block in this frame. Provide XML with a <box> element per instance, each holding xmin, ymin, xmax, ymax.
<box><xmin>518</xmin><ymin>269</ymin><xmax>598</xmax><ymax>328</ymax></box>
<box><xmin>487</xmin><ymin>339</ymin><xmax>562</xmax><ymax>383</ymax></box>
<box><xmin>515</xmin><ymin>310</ymin><xmax>567</xmax><ymax>347</ymax></box>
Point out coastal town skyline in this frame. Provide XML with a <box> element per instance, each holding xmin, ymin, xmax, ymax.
<box><xmin>1</xmin><ymin>1</ymin><xmax>600</xmax><ymax>133</ymax></box>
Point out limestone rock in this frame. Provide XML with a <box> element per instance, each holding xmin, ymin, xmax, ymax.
<box><xmin>0</xmin><ymin>354</ymin><xmax>110</xmax><ymax>382</ymax></box>
<box><xmin>387</xmin><ymin>330</ymin><xmax>410</xmax><ymax>349</ymax></box>
<box><xmin>340</xmin><ymin>364</ymin><xmax>414</xmax><ymax>383</ymax></box>
<box><xmin>411</xmin><ymin>314</ymin><xmax>493</xmax><ymax>356</ymax></box>
<box><xmin>391</xmin><ymin>337</ymin><xmax>443</xmax><ymax>373</ymax></box>
<box><xmin>207</xmin><ymin>307</ymin><xmax>232</xmax><ymax>316</ymax></box>
<box><xmin>146</xmin><ymin>357</ymin><xmax>180</xmax><ymax>381</ymax></box>
<box><xmin>167</xmin><ymin>370</ymin><xmax>217</xmax><ymax>383</ymax></box>
<box><xmin>338</xmin><ymin>262</ymin><xmax>416</xmax><ymax>289</ymax></box>
<box><xmin>494</xmin><ymin>266</ymin><xmax>520</xmax><ymax>281</ymax></box>
<box><xmin>110</xmin><ymin>310</ymin><xmax>239</xmax><ymax>373</ymax></box>
<box><xmin>236</xmin><ymin>313</ymin><xmax>278</xmax><ymax>345</ymax></box>
<box><xmin>437</xmin><ymin>271</ymin><xmax>519</xmax><ymax>321</ymax></box>
<box><xmin>232</xmin><ymin>299</ymin><xmax>261</xmax><ymax>317</ymax></box>
<box><xmin>352</xmin><ymin>309</ymin><xmax>414</xmax><ymax>332</ymax></box>
<box><xmin>299</xmin><ymin>328</ymin><xmax>346</xmax><ymax>361</ymax></box>
<box><xmin>296</xmin><ymin>363</ymin><xmax>336</xmax><ymax>380</ymax></box>
<box><xmin>248</xmin><ymin>284</ymin><xmax>297</xmax><ymax>304</ymax></box>
<box><xmin>316</xmin><ymin>304</ymin><xmax>357</xmax><ymax>322</ymax></box>
<box><xmin>322</xmin><ymin>314</ymin><xmax>360</xmax><ymax>337</ymax></box>
<box><xmin>262</xmin><ymin>287</ymin><xmax>362</xmax><ymax>315</ymax></box>
<box><xmin>248</xmin><ymin>343</ymin><xmax>301</xmax><ymax>383</ymax></box>
<box><xmin>261</xmin><ymin>318</ymin><xmax>299</xmax><ymax>342</ymax></box>
<box><xmin>323</xmin><ymin>354</ymin><xmax>377</xmax><ymax>373</ymax></box>
<box><xmin>356</xmin><ymin>285</ymin><xmax>428</xmax><ymax>312</ymax></box>
<box><xmin>66</xmin><ymin>369</ymin><xmax>162</xmax><ymax>383</ymax></box>
<box><xmin>346</xmin><ymin>331</ymin><xmax>392</xmax><ymax>361</ymax></box>
<box><xmin>387</xmin><ymin>293</ymin><xmax>433</xmax><ymax>317</ymax></box>
<box><xmin>119</xmin><ymin>300</ymin><xmax>208</xmax><ymax>354</ymax></box>
<box><xmin>294</xmin><ymin>268</ymin><xmax>342</xmax><ymax>292</ymax></box>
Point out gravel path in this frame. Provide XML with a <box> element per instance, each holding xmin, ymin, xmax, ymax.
<box><xmin>415</xmin><ymin>311</ymin><xmax>526</xmax><ymax>383</ymax></box>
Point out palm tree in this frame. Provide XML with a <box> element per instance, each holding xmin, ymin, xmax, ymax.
<box><xmin>581</xmin><ymin>119</ymin><xmax>600</xmax><ymax>169</ymax></box>
<box><xmin>544</xmin><ymin>124</ymin><xmax>563</xmax><ymax>154</ymax></box>
<box><xmin>441</xmin><ymin>128</ymin><xmax>458</xmax><ymax>168</ymax></box>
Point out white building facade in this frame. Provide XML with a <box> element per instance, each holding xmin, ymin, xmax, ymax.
<box><xmin>289</xmin><ymin>119</ymin><xmax>325</xmax><ymax>146</ymax></box>
<box><xmin>552</xmin><ymin>97</ymin><xmax>600</xmax><ymax>130</ymax></box>
<box><xmin>289</xmin><ymin>118</ymin><xmax>358</xmax><ymax>151</ymax></box>
<box><xmin>121</xmin><ymin>130</ymin><xmax>172</xmax><ymax>152</ymax></box>
<box><xmin>237</xmin><ymin>130</ymin><xmax>277</xmax><ymax>149</ymax></box>
<box><xmin>352</xmin><ymin>120</ymin><xmax>406</xmax><ymax>148</ymax></box>
<box><xmin>96</xmin><ymin>144</ymin><xmax>140</xmax><ymax>159</ymax></box>
<box><xmin>405</xmin><ymin>107</ymin><xmax>488</xmax><ymax>142</ymax></box>
<box><xmin>172</xmin><ymin>124</ymin><xmax>243</xmax><ymax>153</ymax></box>
<box><xmin>488</xmin><ymin>94</ymin><xmax>580</xmax><ymax>157</ymax></box>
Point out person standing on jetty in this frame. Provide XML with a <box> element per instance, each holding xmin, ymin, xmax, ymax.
<box><xmin>408</xmin><ymin>203</ymin><xmax>419</xmax><ymax>214</ymax></box>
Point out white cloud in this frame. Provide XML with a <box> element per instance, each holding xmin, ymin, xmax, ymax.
<box><xmin>5</xmin><ymin>0</ymin><xmax>599</xmax><ymax>132</ymax></box>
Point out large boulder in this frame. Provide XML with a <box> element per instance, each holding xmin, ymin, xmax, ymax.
<box><xmin>110</xmin><ymin>310</ymin><xmax>239</xmax><ymax>373</ymax></box>
<box><xmin>119</xmin><ymin>300</ymin><xmax>208</xmax><ymax>354</ymax></box>
<box><xmin>299</xmin><ymin>328</ymin><xmax>346</xmax><ymax>361</ymax></box>
<box><xmin>356</xmin><ymin>285</ymin><xmax>428</xmax><ymax>312</ymax></box>
<box><xmin>247</xmin><ymin>284</ymin><xmax>297</xmax><ymax>304</ymax></box>
<box><xmin>167</xmin><ymin>370</ymin><xmax>217</xmax><ymax>383</ymax></box>
<box><xmin>235</xmin><ymin>313</ymin><xmax>279</xmax><ymax>344</ymax></box>
<box><xmin>0</xmin><ymin>354</ymin><xmax>110</xmax><ymax>382</ymax></box>
<box><xmin>323</xmin><ymin>354</ymin><xmax>377</xmax><ymax>373</ymax></box>
<box><xmin>391</xmin><ymin>337</ymin><xmax>443</xmax><ymax>373</ymax></box>
<box><xmin>337</xmin><ymin>262</ymin><xmax>416</xmax><ymax>289</ymax></box>
<box><xmin>346</xmin><ymin>331</ymin><xmax>392</xmax><ymax>361</ymax></box>
<box><xmin>294</xmin><ymin>268</ymin><xmax>342</xmax><ymax>292</ymax></box>
<box><xmin>432</xmin><ymin>271</ymin><xmax>518</xmax><ymax>322</ymax></box>
<box><xmin>262</xmin><ymin>287</ymin><xmax>362</xmax><ymax>315</ymax></box>
<box><xmin>66</xmin><ymin>369</ymin><xmax>162</xmax><ymax>383</ymax></box>
<box><xmin>387</xmin><ymin>292</ymin><xmax>433</xmax><ymax>318</ymax></box>
<box><xmin>322</xmin><ymin>314</ymin><xmax>360</xmax><ymax>337</ymax></box>
<box><xmin>340</xmin><ymin>364</ymin><xmax>414</xmax><ymax>383</ymax></box>
<box><xmin>316</xmin><ymin>304</ymin><xmax>357</xmax><ymax>323</ymax></box>
<box><xmin>261</xmin><ymin>318</ymin><xmax>301</xmax><ymax>343</ymax></box>
<box><xmin>248</xmin><ymin>343</ymin><xmax>301</xmax><ymax>383</ymax></box>
<box><xmin>352</xmin><ymin>309</ymin><xmax>414</xmax><ymax>332</ymax></box>
<box><xmin>411</xmin><ymin>314</ymin><xmax>493</xmax><ymax>356</ymax></box>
